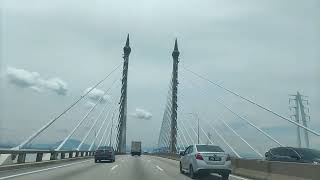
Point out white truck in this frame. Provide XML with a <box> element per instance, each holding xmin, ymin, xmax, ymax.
<box><xmin>131</xmin><ymin>141</ymin><xmax>142</xmax><ymax>156</ymax></box>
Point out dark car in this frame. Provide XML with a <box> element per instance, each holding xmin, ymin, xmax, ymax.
<box><xmin>265</xmin><ymin>147</ymin><xmax>320</xmax><ymax>164</ymax></box>
<box><xmin>94</xmin><ymin>146</ymin><xmax>115</xmax><ymax>163</ymax></box>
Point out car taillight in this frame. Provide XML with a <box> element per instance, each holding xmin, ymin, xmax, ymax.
<box><xmin>195</xmin><ymin>153</ymin><xmax>204</xmax><ymax>160</ymax></box>
<box><xmin>226</xmin><ymin>154</ymin><xmax>231</xmax><ymax>161</ymax></box>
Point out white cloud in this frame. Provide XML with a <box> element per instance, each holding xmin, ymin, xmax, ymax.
<box><xmin>84</xmin><ymin>101</ymin><xmax>96</xmax><ymax>109</ymax></box>
<box><xmin>6</xmin><ymin>67</ymin><xmax>68</xmax><ymax>95</ymax></box>
<box><xmin>83</xmin><ymin>87</ymin><xmax>111</xmax><ymax>103</ymax></box>
<box><xmin>131</xmin><ymin>108</ymin><xmax>152</xmax><ymax>120</ymax></box>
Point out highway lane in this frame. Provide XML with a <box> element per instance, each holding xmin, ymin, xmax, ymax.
<box><xmin>0</xmin><ymin>155</ymin><xmax>250</xmax><ymax>180</ymax></box>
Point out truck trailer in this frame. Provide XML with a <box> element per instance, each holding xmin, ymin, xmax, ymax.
<box><xmin>131</xmin><ymin>141</ymin><xmax>142</xmax><ymax>156</ymax></box>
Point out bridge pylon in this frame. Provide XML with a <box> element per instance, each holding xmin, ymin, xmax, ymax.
<box><xmin>116</xmin><ymin>34</ymin><xmax>131</xmax><ymax>153</ymax></box>
<box><xmin>170</xmin><ymin>39</ymin><xmax>180</xmax><ymax>153</ymax></box>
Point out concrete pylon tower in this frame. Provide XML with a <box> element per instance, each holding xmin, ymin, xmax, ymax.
<box><xmin>117</xmin><ymin>34</ymin><xmax>131</xmax><ymax>153</ymax></box>
<box><xmin>170</xmin><ymin>39</ymin><xmax>180</xmax><ymax>153</ymax></box>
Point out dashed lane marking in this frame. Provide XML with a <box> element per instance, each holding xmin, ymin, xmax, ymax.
<box><xmin>110</xmin><ymin>165</ymin><xmax>119</xmax><ymax>171</ymax></box>
<box><xmin>155</xmin><ymin>165</ymin><xmax>164</xmax><ymax>171</ymax></box>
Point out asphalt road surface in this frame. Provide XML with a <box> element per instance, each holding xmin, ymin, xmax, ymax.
<box><xmin>0</xmin><ymin>155</ymin><xmax>250</xmax><ymax>180</ymax></box>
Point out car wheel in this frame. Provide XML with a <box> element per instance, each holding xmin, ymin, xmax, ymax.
<box><xmin>179</xmin><ymin>162</ymin><xmax>183</xmax><ymax>174</ymax></box>
<box><xmin>221</xmin><ymin>173</ymin><xmax>229</xmax><ymax>180</ymax></box>
<box><xmin>94</xmin><ymin>159</ymin><xmax>98</xmax><ymax>163</ymax></box>
<box><xmin>189</xmin><ymin>165</ymin><xmax>197</xmax><ymax>179</ymax></box>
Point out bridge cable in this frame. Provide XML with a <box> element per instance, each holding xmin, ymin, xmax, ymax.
<box><xmin>185</xmin><ymin>118</ymin><xmax>203</xmax><ymax>144</ymax></box>
<box><xmin>88</xmin><ymin>101</ymin><xmax>115</xmax><ymax>151</ymax></box>
<box><xmin>177</xmin><ymin>130</ymin><xmax>187</xmax><ymax>150</ymax></box>
<box><xmin>177</xmin><ymin>123</ymin><xmax>189</xmax><ymax>147</ymax></box>
<box><xmin>16</xmin><ymin>63</ymin><xmax>122</xmax><ymax>150</ymax></box>
<box><xmin>55</xmin><ymin>77</ymin><xmax>119</xmax><ymax>150</ymax></box>
<box><xmin>205</xmin><ymin>120</ymin><xmax>242</xmax><ymax>158</ymax></box>
<box><xmin>180</xmin><ymin>118</ymin><xmax>195</xmax><ymax>144</ymax></box>
<box><xmin>217</xmin><ymin>117</ymin><xmax>263</xmax><ymax>158</ymax></box>
<box><xmin>180</xmin><ymin>73</ymin><xmax>284</xmax><ymax>147</ymax></box>
<box><xmin>97</xmin><ymin>101</ymin><xmax>118</xmax><ymax>149</ymax></box>
<box><xmin>88</xmin><ymin>96</ymin><xmax>119</xmax><ymax>151</ymax></box>
<box><xmin>77</xmin><ymin>82</ymin><xmax>120</xmax><ymax>150</ymax></box>
<box><xmin>181</xmin><ymin>65</ymin><xmax>320</xmax><ymax>136</ymax></box>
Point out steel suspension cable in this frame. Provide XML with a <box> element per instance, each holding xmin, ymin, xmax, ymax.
<box><xmin>206</xmin><ymin>120</ymin><xmax>241</xmax><ymax>158</ymax></box>
<box><xmin>181</xmin><ymin>65</ymin><xmax>320</xmax><ymax>136</ymax></box>
<box><xmin>217</xmin><ymin>118</ymin><xmax>263</xmax><ymax>157</ymax></box>
<box><xmin>181</xmin><ymin>74</ymin><xmax>284</xmax><ymax>147</ymax></box>
<box><xmin>180</xmin><ymin>119</ymin><xmax>195</xmax><ymax>144</ymax></box>
<box><xmin>15</xmin><ymin>64</ymin><xmax>122</xmax><ymax>149</ymax></box>
<box><xmin>56</xmin><ymin>78</ymin><xmax>119</xmax><ymax>150</ymax></box>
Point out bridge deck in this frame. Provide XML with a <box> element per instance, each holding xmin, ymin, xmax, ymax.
<box><xmin>0</xmin><ymin>155</ymin><xmax>248</xmax><ymax>180</ymax></box>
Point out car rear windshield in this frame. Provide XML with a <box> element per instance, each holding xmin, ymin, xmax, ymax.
<box><xmin>97</xmin><ymin>146</ymin><xmax>113</xmax><ymax>151</ymax></box>
<box><xmin>293</xmin><ymin>148</ymin><xmax>320</xmax><ymax>160</ymax></box>
<box><xmin>196</xmin><ymin>145</ymin><xmax>224</xmax><ymax>152</ymax></box>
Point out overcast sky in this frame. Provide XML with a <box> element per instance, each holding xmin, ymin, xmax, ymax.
<box><xmin>1</xmin><ymin>0</ymin><xmax>320</xmax><ymax>154</ymax></box>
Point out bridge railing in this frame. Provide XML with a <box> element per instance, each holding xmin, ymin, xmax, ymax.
<box><xmin>0</xmin><ymin>149</ymin><xmax>94</xmax><ymax>165</ymax></box>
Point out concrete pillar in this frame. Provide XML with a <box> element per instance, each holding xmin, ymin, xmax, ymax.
<box><xmin>17</xmin><ymin>153</ymin><xmax>26</xmax><ymax>164</ymax></box>
<box><xmin>36</xmin><ymin>153</ymin><xmax>43</xmax><ymax>162</ymax></box>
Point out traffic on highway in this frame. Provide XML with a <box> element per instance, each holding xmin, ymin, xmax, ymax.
<box><xmin>1</xmin><ymin>0</ymin><xmax>320</xmax><ymax>180</ymax></box>
<box><xmin>0</xmin><ymin>155</ymin><xmax>249</xmax><ymax>180</ymax></box>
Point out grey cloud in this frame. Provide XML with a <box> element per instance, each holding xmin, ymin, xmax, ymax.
<box><xmin>6</xmin><ymin>67</ymin><xmax>68</xmax><ymax>95</ymax></box>
<box><xmin>131</xmin><ymin>108</ymin><xmax>152</xmax><ymax>120</ymax></box>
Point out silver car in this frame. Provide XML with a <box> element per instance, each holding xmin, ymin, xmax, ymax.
<box><xmin>179</xmin><ymin>144</ymin><xmax>232</xmax><ymax>179</ymax></box>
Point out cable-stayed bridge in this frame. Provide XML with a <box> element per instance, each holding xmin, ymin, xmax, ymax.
<box><xmin>0</xmin><ymin>35</ymin><xmax>320</xmax><ymax>180</ymax></box>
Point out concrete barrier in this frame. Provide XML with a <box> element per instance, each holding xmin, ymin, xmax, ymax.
<box><xmin>150</xmin><ymin>153</ymin><xmax>320</xmax><ymax>180</ymax></box>
<box><xmin>232</xmin><ymin>158</ymin><xmax>320</xmax><ymax>180</ymax></box>
<box><xmin>0</xmin><ymin>156</ymin><xmax>92</xmax><ymax>172</ymax></box>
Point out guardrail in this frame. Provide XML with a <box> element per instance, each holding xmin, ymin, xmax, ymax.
<box><xmin>0</xmin><ymin>149</ymin><xmax>94</xmax><ymax>165</ymax></box>
<box><xmin>150</xmin><ymin>153</ymin><xmax>320</xmax><ymax>180</ymax></box>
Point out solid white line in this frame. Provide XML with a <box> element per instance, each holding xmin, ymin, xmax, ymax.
<box><xmin>0</xmin><ymin>159</ymin><xmax>92</xmax><ymax>180</ymax></box>
<box><xmin>230</xmin><ymin>174</ymin><xmax>252</xmax><ymax>180</ymax></box>
<box><xmin>155</xmin><ymin>165</ymin><xmax>163</xmax><ymax>171</ymax></box>
<box><xmin>110</xmin><ymin>164</ymin><xmax>119</xmax><ymax>171</ymax></box>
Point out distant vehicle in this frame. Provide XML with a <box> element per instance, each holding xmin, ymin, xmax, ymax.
<box><xmin>131</xmin><ymin>141</ymin><xmax>142</xmax><ymax>156</ymax></box>
<box><xmin>94</xmin><ymin>146</ymin><xmax>115</xmax><ymax>163</ymax></box>
<box><xmin>179</xmin><ymin>144</ymin><xmax>231</xmax><ymax>179</ymax></box>
<box><xmin>265</xmin><ymin>147</ymin><xmax>320</xmax><ymax>164</ymax></box>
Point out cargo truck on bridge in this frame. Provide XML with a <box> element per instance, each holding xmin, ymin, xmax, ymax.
<box><xmin>131</xmin><ymin>141</ymin><xmax>142</xmax><ymax>156</ymax></box>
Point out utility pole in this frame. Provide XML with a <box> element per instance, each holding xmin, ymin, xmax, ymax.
<box><xmin>170</xmin><ymin>39</ymin><xmax>180</xmax><ymax>153</ymax></box>
<box><xmin>290</xmin><ymin>95</ymin><xmax>301</xmax><ymax>148</ymax></box>
<box><xmin>297</xmin><ymin>92</ymin><xmax>310</xmax><ymax>148</ymax></box>
<box><xmin>289</xmin><ymin>91</ymin><xmax>310</xmax><ymax>148</ymax></box>
<box><xmin>117</xmin><ymin>34</ymin><xmax>131</xmax><ymax>153</ymax></box>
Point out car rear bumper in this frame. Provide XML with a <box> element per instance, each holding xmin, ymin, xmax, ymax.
<box><xmin>95</xmin><ymin>155</ymin><xmax>115</xmax><ymax>160</ymax></box>
<box><xmin>194</xmin><ymin>160</ymin><xmax>232</xmax><ymax>174</ymax></box>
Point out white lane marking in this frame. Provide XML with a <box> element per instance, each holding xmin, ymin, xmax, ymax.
<box><xmin>230</xmin><ymin>174</ymin><xmax>252</xmax><ymax>180</ymax></box>
<box><xmin>110</xmin><ymin>164</ymin><xmax>119</xmax><ymax>171</ymax></box>
<box><xmin>0</xmin><ymin>159</ymin><xmax>92</xmax><ymax>180</ymax></box>
<box><xmin>155</xmin><ymin>165</ymin><xmax>163</xmax><ymax>171</ymax></box>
